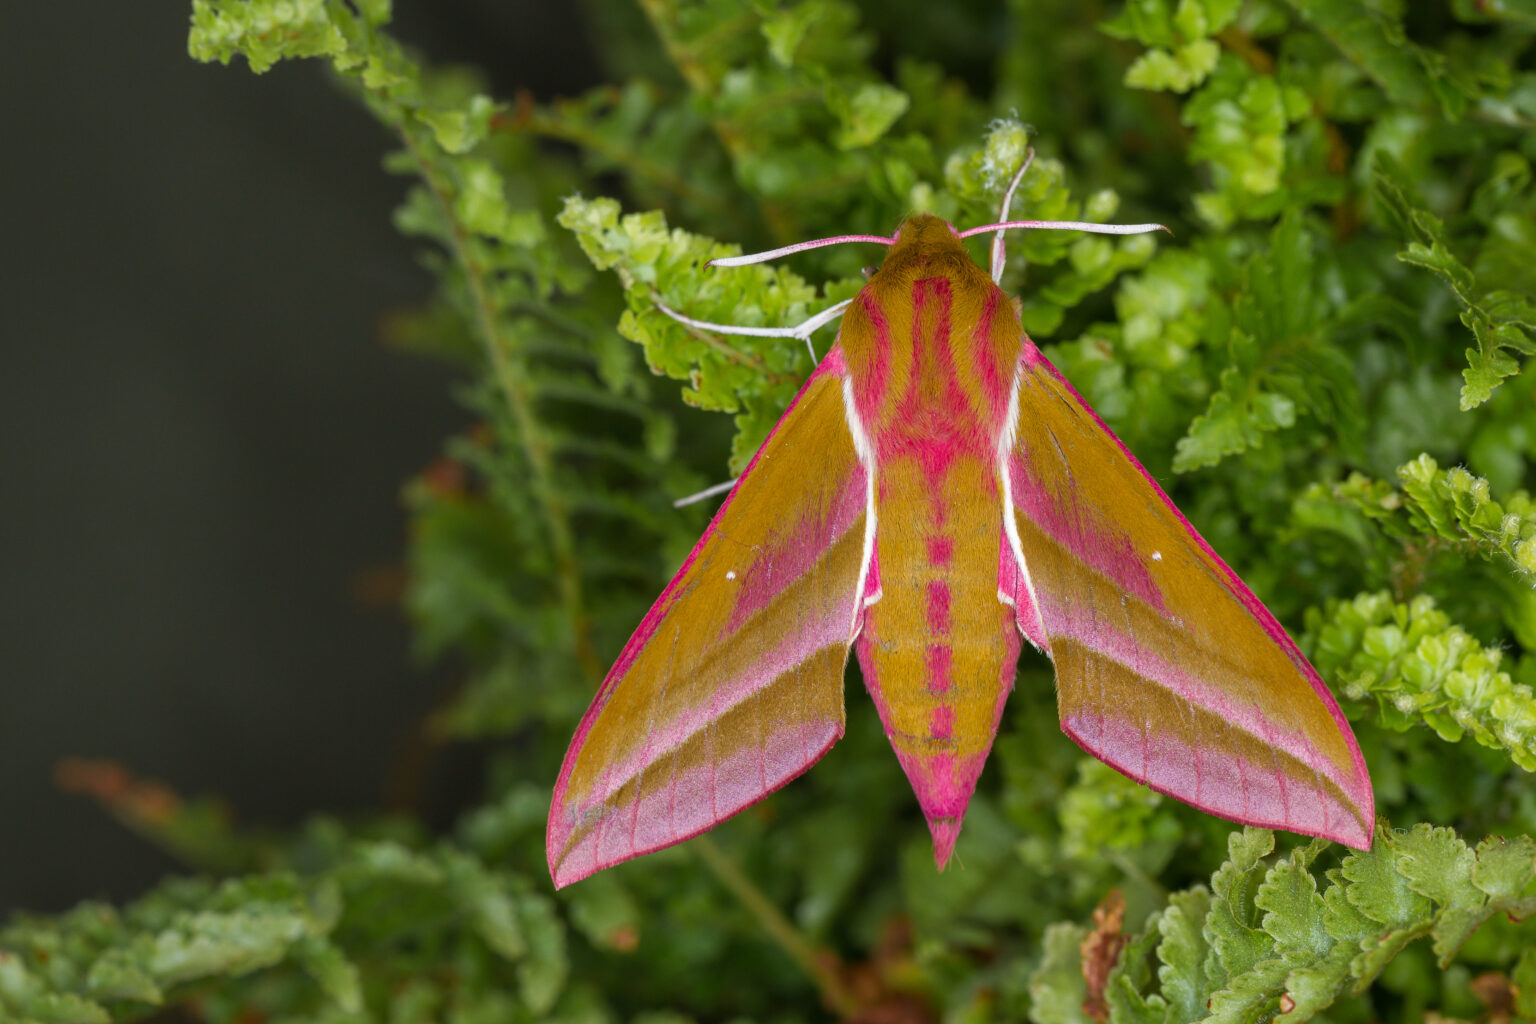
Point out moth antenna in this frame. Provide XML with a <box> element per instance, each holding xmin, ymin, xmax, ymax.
<box><xmin>959</xmin><ymin>219</ymin><xmax>1170</xmax><ymax>239</ymax></box>
<box><xmin>673</xmin><ymin>477</ymin><xmax>737</xmax><ymax>509</ymax></box>
<box><xmin>655</xmin><ymin>297</ymin><xmax>853</xmax><ymax>363</ymax></box>
<box><xmin>709</xmin><ymin>234</ymin><xmax>895</xmax><ymax>267</ymax></box>
<box><xmin>990</xmin><ymin>147</ymin><xmax>1035</xmax><ymax>284</ymax></box>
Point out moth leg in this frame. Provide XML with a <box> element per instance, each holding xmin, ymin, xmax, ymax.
<box><xmin>989</xmin><ymin>147</ymin><xmax>1035</xmax><ymax>284</ymax></box>
<box><xmin>655</xmin><ymin>297</ymin><xmax>854</xmax><ymax>361</ymax></box>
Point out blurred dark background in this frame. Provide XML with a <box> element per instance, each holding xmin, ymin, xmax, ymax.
<box><xmin>2</xmin><ymin>2</ymin><xmax>602</xmax><ymax>914</ymax></box>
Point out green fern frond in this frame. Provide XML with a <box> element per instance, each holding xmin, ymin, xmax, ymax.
<box><xmin>1034</xmin><ymin>826</ymin><xmax>1536</xmax><ymax>1024</ymax></box>
<box><xmin>1295</xmin><ymin>455</ymin><xmax>1536</xmax><ymax>584</ymax></box>
<box><xmin>1372</xmin><ymin>153</ymin><xmax>1536</xmax><ymax>410</ymax></box>
<box><xmin>0</xmin><ymin>842</ymin><xmax>567</xmax><ymax>1024</ymax></box>
<box><xmin>1173</xmin><ymin>212</ymin><xmax>1360</xmax><ymax>473</ymax></box>
<box><xmin>194</xmin><ymin>0</ymin><xmax>695</xmax><ymax>723</ymax></box>
<box><xmin>558</xmin><ymin>194</ymin><xmax>830</xmax><ymax>470</ymax></box>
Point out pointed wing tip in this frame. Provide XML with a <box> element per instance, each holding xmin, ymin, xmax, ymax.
<box><xmin>548</xmin><ymin>862</ymin><xmax>584</xmax><ymax>890</ymax></box>
<box><xmin>1311</xmin><ymin>769</ymin><xmax>1375</xmax><ymax>851</ymax></box>
<box><xmin>545</xmin><ymin>812</ymin><xmax>624</xmax><ymax>890</ymax></box>
<box><xmin>546</xmin><ymin>833</ymin><xmax>602</xmax><ymax>890</ymax></box>
<box><xmin>546</xmin><ymin>826</ymin><xmax>576</xmax><ymax>890</ymax></box>
<box><xmin>1330</xmin><ymin>813</ymin><xmax>1376</xmax><ymax>852</ymax></box>
<box><xmin>1279</xmin><ymin>811</ymin><xmax>1373</xmax><ymax>851</ymax></box>
<box><xmin>546</xmin><ymin>803</ymin><xmax>595</xmax><ymax>890</ymax></box>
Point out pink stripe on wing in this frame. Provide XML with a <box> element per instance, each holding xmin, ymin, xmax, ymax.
<box><xmin>1044</xmin><ymin>600</ymin><xmax>1370</xmax><ymax>819</ymax></box>
<box><xmin>1010</xmin><ymin>447</ymin><xmax>1166</xmax><ymax>613</ymax></box>
<box><xmin>591</xmin><ymin>354</ymin><xmax>848</xmax><ymax>698</ymax></box>
<box><xmin>550</xmin><ymin>351</ymin><xmax>865</xmax><ymax>885</ymax></box>
<box><xmin>576</xmin><ymin>609</ymin><xmax>857</xmax><ymax>813</ymax></box>
<box><xmin>559</xmin><ymin>719</ymin><xmax>844</xmax><ymax>885</ymax></box>
<box><xmin>725</xmin><ymin>463</ymin><xmax>868</xmax><ymax>632</ymax></box>
<box><xmin>1015</xmin><ymin>341</ymin><xmax>1372</xmax><ymax>835</ymax></box>
<box><xmin>1060</xmin><ymin>709</ymin><xmax>1368</xmax><ymax>846</ymax></box>
<box><xmin>1022</xmin><ymin>342</ymin><xmax>1348</xmax><ymax>701</ymax></box>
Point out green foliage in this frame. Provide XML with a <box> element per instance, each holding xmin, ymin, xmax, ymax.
<box><xmin>1037</xmin><ymin>826</ymin><xmax>1536</xmax><ymax>1024</ymax></box>
<box><xmin>0</xmin><ymin>832</ymin><xmax>569</xmax><ymax>1024</ymax></box>
<box><xmin>1290</xmin><ymin>454</ymin><xmax>1536</xmax><ymax>670</ymax></box>
<box><xmin>1305</xmin><ymin>591</ymin><xmax>1536</xmax><ymax>769</ymax></box>
<box><xmin>556</xmin><ymin>194</ymin><xmax>838</xmax><ymax>471</ymax></box>
<box><xmin>1293</xmin><ymin>454</ymin><xmax>1536</xmax><ymax>586</ymax></box>
<box><xmin>9</xmin><ymin>1</ymin><xmax>1536</xmax><ymax>1023</ymax></box>
<box><xmin>1373</xmin><ymin>152</ymin><xmax>1536</xmax><ymax>411</ymax></box>
<box><xmin>1172</xmin><ymin>211</ymin><xmax>1359</xmax><ymax>472</ymax></box>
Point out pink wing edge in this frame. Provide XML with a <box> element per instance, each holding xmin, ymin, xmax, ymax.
<box><xmin>547</xmin><ymin>347</ymin><xmax>872</xmax><ymax>888</ymax></box>
<box><xmin>1010</xmin><ymin>343</ymin><xmax>1376</xmax><ymax>850</ymax></box>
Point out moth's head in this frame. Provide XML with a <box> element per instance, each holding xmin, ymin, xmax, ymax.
<box><xmin>889</xmin><ymin>213</ymin><xmax>962</xmax><ymax>252</ymax></box>
<box><xmin>876</xmin><ymin>213</ymin><xmax>977</xmax><ymax>281</ymax></box>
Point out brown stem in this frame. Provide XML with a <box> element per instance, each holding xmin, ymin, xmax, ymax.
<box><xmin>1216</xmin><ymin>26</ymin><xmax>1274</xmax><ymax>74</ymax></box>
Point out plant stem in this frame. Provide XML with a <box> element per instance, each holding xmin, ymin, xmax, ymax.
<box><xmin>691</xmin><ymin>836</ymin><xmax>857</xmax><ymax>1017</ymax></box>
<box><xmin>632</xmin><ymin>0</ymin><xmax>800</xmax><ymax>242</ymax></box>
<box><xmin>502</xmin><ymin>91</ymin><xmax>733</xmax><ymax>218</ymax></box>
<box><xmin>396</xmin><ymin>124</ymin><xmax>602</xmax><ymax>682</ymax></box>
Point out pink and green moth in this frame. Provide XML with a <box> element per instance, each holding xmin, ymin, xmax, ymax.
<box><xmin>547</xmin><ymin>155</ymin><xmax>1374</xmax><ymax>889</ymax></box>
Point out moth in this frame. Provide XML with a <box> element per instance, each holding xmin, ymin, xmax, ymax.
<box><xmin>547</xmin><ymin>157</ymin><xmax>1374</xmax><ymax>888</ymax></box>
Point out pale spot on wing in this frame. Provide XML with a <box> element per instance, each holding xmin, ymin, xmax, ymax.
<box><xmin>548</xmin><ymin>365</ymin><xmax>870</xmax><ymax>886</ymax></box>
<box><xmin>1004</xmin><ymin>358</ymin><xmax>1373</xmax><ymax>847</ymax></box>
